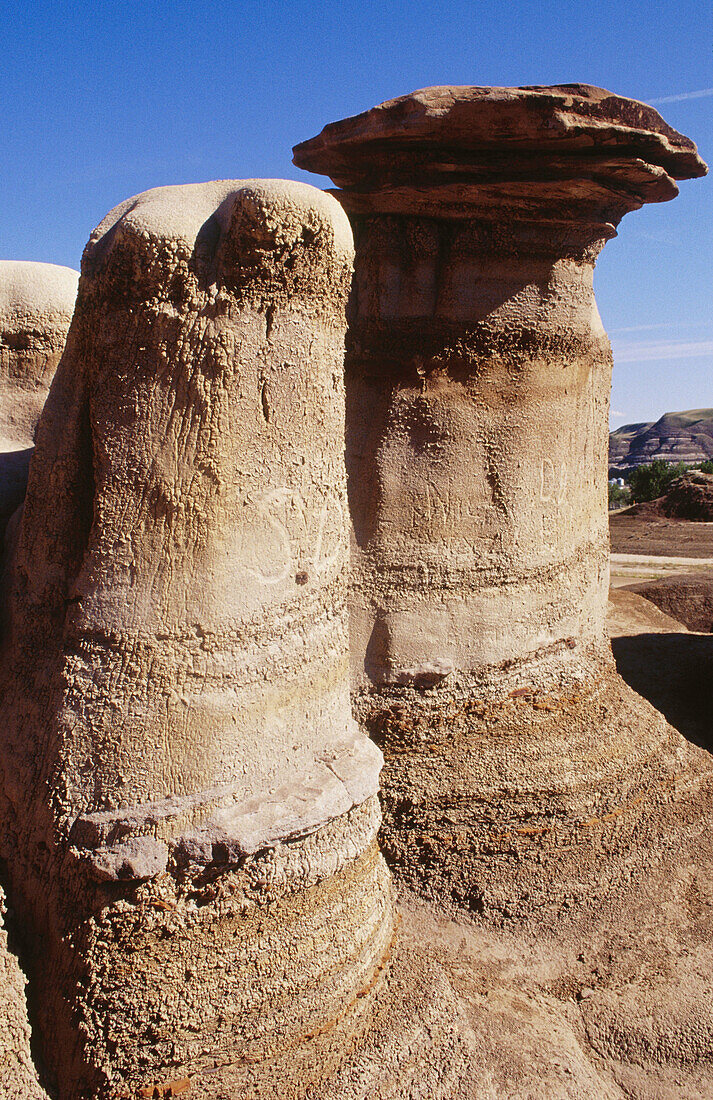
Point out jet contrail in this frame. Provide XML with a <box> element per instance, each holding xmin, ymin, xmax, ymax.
<box><xmin>648</xmin><ymin>88</ymin><xmax>713</xmax><ymax>105</ymax></box>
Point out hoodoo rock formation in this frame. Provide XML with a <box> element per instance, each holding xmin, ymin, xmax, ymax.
<box><xmin>0</xmin><ymin>87</ymin><xmax>710</xmax><ymax>1100</ymax></box>
<box><xmin>0</xmin><ymin>181</ymin><xmax>394</xmax><ymax>1098</ymax></box>
<box><xmin>0</xmin><ymin>261</ymin><xmax>79</xmax><ymax>541</ymax></box>
<box><xmin>294</xmin><ymin>86</ymin><xmax>711</xmax><ymax>918</ymax></box>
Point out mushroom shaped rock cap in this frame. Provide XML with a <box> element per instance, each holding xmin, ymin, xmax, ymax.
<box><xmin>293</xmin><ymin>84</ymin><xmax>708</xmax><ymax>220</ymax></box>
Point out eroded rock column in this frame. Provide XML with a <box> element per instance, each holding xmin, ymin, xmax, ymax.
<box><xmin>0</xmin><ymin>181</ymin><xmax>393</xmax><ymax>1098</ymax></box>
<box><xmin>294</xmin><ymin>85</ymin><xmax>710</xmax><ymax>918</ymax></box>
<box><xmin>0</xmin><ymin>261</ymin><xmax>78</xmax><ymax>540</ymax></box>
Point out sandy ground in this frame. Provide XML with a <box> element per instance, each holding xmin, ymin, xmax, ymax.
<box><xmin>609</xmin><ymin>512</ymin><xmax>713</xmax><ymax>593</ymax></box>
<box><xmin>608</xmin><ymin>504</ymin><xmax>711</xmax><ymax>748</ymax></box>
<box><xmin>610</xmin><ymin>511</ymin><xmax>713</xmax><ymax>559</ymax></box>
<box><xmin>608</xmin><ymin>588</ymin><xmax>712</xmax><ymax>753</ymax></box>
<box><xmin>610</xmin><ymin>553</ymin><xmax>713</xmax><ymax>587</ymax></box>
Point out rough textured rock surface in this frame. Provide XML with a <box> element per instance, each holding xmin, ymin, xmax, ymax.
<box><xmin>306</xmin><ymin>862</ymin><xmax>713</xmax><ymax>1100</ymax></box>
<box><xmin>609</xmin><ymin>409</ymin><xmax>713</xmax><ymax>472</ymax></box>
<box><xmin>297</xmin><ymin>583</ymin><xmax>713</xmax><ymax>1100</ymax></box>
<box><xmin>0</xmin><ymin>883</ymin><xmax>48</xmax><ymax>1099</ymax></box>
<box><xmin>0</xmin><ymin>260</ymin><xmax>78</xmax><ymax>541</ymax></box>
<box><xmin>294</xmin><ymin>84</ymin><xmax>710</xmax><ymax>920</ymax></box>
<box><xmin>294</xmin><ymin>83</ymin><xmax>705</xmax><ymax>201</ymax></box>
<box><xmin>624</xmin><ymin>572</ymin><xmax>713</xmax><ymax>632</ymax></box>
<box><xmin>0</xmin><ymin>180</ymin><xmax>394</xmax><ymax>1098</ymax></box>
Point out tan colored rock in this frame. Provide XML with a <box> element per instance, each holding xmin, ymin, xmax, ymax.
<box><xmin>294</xmin><ymin>85</ymin><xmax>711</xmax><ymax>918</ymax></box>
<box><xmin>0</xmin><ymin>260</ymin><xmax>78</xmax><ymax>539</ymax></box>
<box><xmin>0</xmin><ymin>180</ymin><xmax>393</xmax><ymax>1098</ymax></box>
<box><xmin>0</xmin><ymin>884</ymin><xmax>48</xmax><ymax>1099</ymax></box>
<box><xmin>295</xmin><ymin>86</ymin><xmax>713</xmax><ymax>1094</ymax></box>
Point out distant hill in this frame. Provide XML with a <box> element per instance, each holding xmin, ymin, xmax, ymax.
<box><xmin>609</xmin><ymin>408</ymin><xmax>713</xmax><ymax>472</ymax></box>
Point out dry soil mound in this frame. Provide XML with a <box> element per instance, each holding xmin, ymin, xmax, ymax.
<box><xmin>607</xmin><ymin>587</ymin><xmax>691</xmax><ymax>635</ymax></box>
<box><xmin>623</xmin><ymin>472</ymin><xmax>713</xmax><ymax>522</ymax></box>
<box><xmin>624</xmin><ymin>573</ymin><xmax>713</xmax><ymax>632</ymax></box>
<box><xmin>660</xmin><ymin>470</ymin><xmax>713</xmax><ymax>520</ymax></box>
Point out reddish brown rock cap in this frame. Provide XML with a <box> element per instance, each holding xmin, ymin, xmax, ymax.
<box><xmin>294</xmin><ymin>84</ymin><xmax>707</xmax><ymax>220</ymax></box>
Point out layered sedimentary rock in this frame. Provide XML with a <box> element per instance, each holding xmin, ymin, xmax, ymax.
<box><xmin>0</xmin><ymin>261</ymin><xmax>79</xmax><ymax>539</ymax></box>
<box><xmin>294</xmin><ymin>85</ymin><xmax>711</xmax><ymax>918</ymax></box>
<box><xmin>610</xmin><ymin>408</ymin><xmax>713</xmax><ymax>472</ymax></box>
<box><xmin>0</xmin><ymin>180</ymin><xmax>393</xmax><ymax>1098</ymax></box>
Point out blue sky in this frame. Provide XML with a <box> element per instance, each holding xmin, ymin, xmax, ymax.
<box><xmin>1</xmin><ymin>0</ymin><xmax>710</xmax><ymax>427</ymax></box>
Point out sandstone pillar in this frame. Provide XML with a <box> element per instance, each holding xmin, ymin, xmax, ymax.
<box><xmin>0</xmin><ymin>261</ymin><xmax>78</xmax><ymax>540</ymax></box>
<box><xmin>0</xmin><ymin>181</ymin><xmax>393</xmax><ymax>1098</ymax></box>
<box><xmin>0</xmin><ymin>886</ymin><xmax>48</xmax><ymax>1099</ymax></box>
<box><xmin>294</xmin><ymin>85</ymin><xmax>709</xmax><ymax>918</ymax></box>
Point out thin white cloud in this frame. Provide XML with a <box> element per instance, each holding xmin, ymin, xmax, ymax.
<box><xmin>609</xmin><ymin>320</ymin><xmax>713</xmax><ymax>335</ymax></box>
<box><xmin>609</xmin><ymin>322</ymin><xmax>677</xmax><ymax>334</ymax></box>
<box><xmin>610</xmin><ymin>410</ymin><xmax>626</xmax><ymax>418</ymax></box>
<box><xmin>613</xmin><ymin>339</ymin><xmax>713</xmax><ymax>363</ymax></box>
<box><xmin>648</xmin><ymin>88</ymin><xmax>713</xmax><ymax>105</ymax></box>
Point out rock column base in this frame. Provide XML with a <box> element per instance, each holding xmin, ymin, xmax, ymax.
<box><xmin>12</xmin><ymin>800</ymin><xmax>394</xmax><ymax>1100</ymax></box>
<box><xmin>357</xmin><ymin>652</ymin><xmax>713</xmax><ymax>922</ymax></box>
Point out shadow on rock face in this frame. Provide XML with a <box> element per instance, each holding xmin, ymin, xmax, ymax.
<box><xmin>625</xmin><ymin>574</ymin><xmax>713</xmax><ymax>633</ymax></box>
<box><xmin>0</xmin><ymin>447</ymin><xmax>33</xmax><ymax>543</ymax></box>
<box><xmin>612</xmin><ymin>631</ymin><xmax>713</xmax><ymax>754</ymax></box>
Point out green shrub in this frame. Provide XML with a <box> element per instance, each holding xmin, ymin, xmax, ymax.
<box><xmin>625</xmin><ymin>460</ymin><xmax>687</xmax><ymax>503</ymax></box>
<box><xmin>608</xmin><ymin>482</ymin><xmax>631</xmax><ymax>509</ymax></box>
